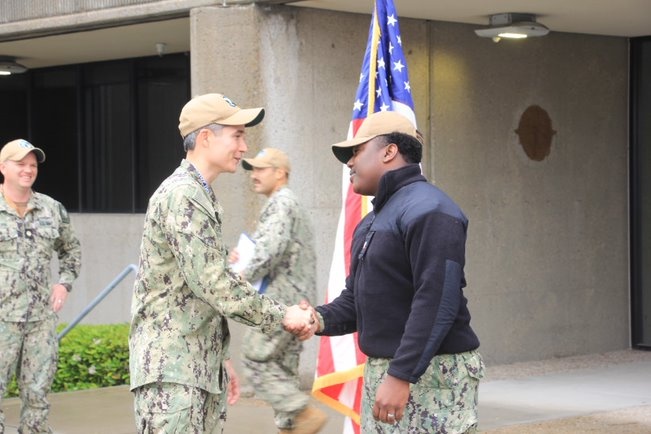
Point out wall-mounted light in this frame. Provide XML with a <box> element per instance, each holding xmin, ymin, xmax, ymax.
<box><xmin>475</xmin><ymin>13</ymin><xmax>549</xmax><ymax>43</ymax></box>
<box><xmin>0</xmin><ymin>56</ymin><xmax>27</xmax><ymax>75</ymax></box>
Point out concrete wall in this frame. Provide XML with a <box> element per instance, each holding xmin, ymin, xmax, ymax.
<box><xmin>54</xmin><ymin>3</ymin><xmax>629</xmax><ymax>384</ymax></box>
<box><xmin>429</xmin><ymin>22</ymin><xmax>629</xmax><ymax>363</ymax></box>
<box><xmin>57</xmin><ymin>214</ymin><xmax>141</xmax><ymax>326</ymax></box>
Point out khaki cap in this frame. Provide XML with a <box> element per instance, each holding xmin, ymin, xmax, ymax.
<box><xmin>332</xmin><ymin>111</ymin><xmax>417</xmax><ymax>164</ymax></box>
<box><xmin>242</xmin><ymin>148</ymin><xmax>291</xmax><ymax>173</ymax></box>
<box><xmin>0</xmin><ymin>139</ymin><xmax>46</xmax><ymax>163</ymax></box>
<box><xmin>178</xmin><ymin>93</ymin><xmax>265</xmax><ymax>138</ymax></box>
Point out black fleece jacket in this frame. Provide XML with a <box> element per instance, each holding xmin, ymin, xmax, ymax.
<box><xmin>316</xmin><ymin>164</ymin><xmax>480</xmax><ymax>383</ymax></box>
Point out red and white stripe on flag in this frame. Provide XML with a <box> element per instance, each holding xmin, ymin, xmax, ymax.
<box><xmin>312</xmin><ymin>0</ymin><xmax>417</xmax><ymax>433</ymax></box>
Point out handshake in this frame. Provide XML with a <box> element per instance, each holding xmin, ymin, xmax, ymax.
<box><xmin>281</xmin><ymin>301</ymin><xmax>319</xmax><ymax>341</ymax></box>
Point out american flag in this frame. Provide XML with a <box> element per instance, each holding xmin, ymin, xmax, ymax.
<box><xmin>352</xmin><ymin>0</ymin><xmax>416</xmax><ymax>124</ymax></box>
<box><xmin>312</xmin><ymin>1</ymin><xmax>417</xmax><ymax>433</ymax></box>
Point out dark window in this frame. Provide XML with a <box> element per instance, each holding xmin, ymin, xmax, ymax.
<box><xmin>31</xmin><ymin>68</ymin><xmax>79</xmax><ymax>210</ymax></box>
<box><xmin>631</xmin><ymin>36</ymin><xmax>651</xmax><ymax>350</ymax></box>
<box><xmin>0</xmin><ymin>73</ymin><xmax>28</xmax><ymax>144</ymax></box>
<box><xmin>135</xmin><ymin>56</ymin><xmax>191</xmax><ymax>210</ymax></box>
<box><xmin>0</xmin><ymin>53</ymin><xmax>189</xmax><ymax>212</ymax></box>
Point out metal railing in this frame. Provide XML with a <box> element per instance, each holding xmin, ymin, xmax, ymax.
<box><xmin>57</xmin><ymin>263</ymin><xmax>138</xmax><ymax>342</ymax></box>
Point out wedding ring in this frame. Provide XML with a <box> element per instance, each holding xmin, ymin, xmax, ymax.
<box><xmin>387</xmin><ymin>413</ymin><xmax>395</xmax><ymax>418</ymax></box>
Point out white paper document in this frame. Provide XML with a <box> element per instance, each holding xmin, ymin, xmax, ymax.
<box><xmin>231</xmin><ymin>233</ymin><xmax>269</xmax><ymax>293</ymax></box>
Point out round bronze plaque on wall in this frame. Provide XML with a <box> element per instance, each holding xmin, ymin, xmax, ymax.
<box><xmin>515</xmin><ymin>105</ymin><xmax>556</xmax><ymax>161</ymax></box>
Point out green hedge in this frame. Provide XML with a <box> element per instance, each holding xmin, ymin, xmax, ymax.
<box><xmin>4</xmin><ymin>323</ymin><xmax>130</xmax><ymax>398</ymax></box>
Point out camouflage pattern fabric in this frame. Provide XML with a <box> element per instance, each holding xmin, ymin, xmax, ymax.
<box><xmin>0</xmin><ymin>191</ymin><xmax>81</xmax><ymax>322</ymax></box>
<box><xmin>241</xmin><ymin>187</ymin><xmax>316</xmax><ymax>363</ymax></box>
<box><xmin>0</xmin><ymin>315</ymin><xmax>59</xmax><ymax>434</ymax></box>
<box><xmin>129</xmin><ymin>160</ymin><xmax>287</xmax><ymax>397</ymax></box>
<box><xmin>240</xmin><ymin>187</ymin><xmax>316</xmax><ymax>306</ymax></box>
<box><xmin>239</xmin><ymin>187</ymin><xmax>316</xmax><ymax>429</ymax></box>
<box><xmin>242</xmin><ymin>334</ymin><xmax>307</xmax><ymax>429</ymax></box>
<box><xmin>361</xmin><ymin>351</ymin><xmax>485</xmax><ymax>434</ymax></box>
<box><xmin>0</xmin><ymin>190</ymin><xmax>80</xmax><ymax>434</ymax></box>
<box><xmin>133</xmin><ymin>381</ymin><xmax>226</xmax><ymax>434</ymax></box>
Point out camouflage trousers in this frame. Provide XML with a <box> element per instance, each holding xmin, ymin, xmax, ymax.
<box><xmin>133</xmin><ymin>382</ymin><xmax>227</xmax><ymax>434</ymax></box>
<box><xmin>0</xmin><ymin>317</ymin><xmax>58</xmax><ymax>434</ymax></box>
<box><xmin>241</xmin><ymin>331</ymin><xmax>308</xmax><ymax>430</ymax></box>
<box><xmin>361</xmin><ymin>350</ymin><xmax>484</xmax><ymax>434</ymax></box>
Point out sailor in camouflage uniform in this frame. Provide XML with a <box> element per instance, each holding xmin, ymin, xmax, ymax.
<box><xmin>311</xmin><ymin>112</ymin><xmax>484</xmax><ymax>433</ymax></box>
<box><xmin>231</xmin><ymin>148</ymin><xmax>326</xmax><ymax>434</ymax></box>
<box><xmin>129</xmin><ymin>94</ymin><xmax>314</xmax><ymax>434</ymax></box>
<box><xmin>0</xmin><ymin>139</ymin><xmax>81</xmax><ymax>434</ymax></box>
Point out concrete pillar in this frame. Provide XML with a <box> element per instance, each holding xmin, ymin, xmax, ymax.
<box><xmin>188</xmin><ymin>5</ymin><xmax>318</xmax><ymax>387</ymax></box>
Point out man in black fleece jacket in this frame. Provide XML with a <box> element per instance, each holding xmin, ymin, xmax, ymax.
<box><xmin>311</xmin><ymin>111</ymin><xmax>484</xmax><ymax>433</ymax></box>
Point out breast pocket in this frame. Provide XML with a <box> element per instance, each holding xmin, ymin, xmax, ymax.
<box><xmin>0</xmin><ymin>225</ymin><xmax>19</xmax><ymax>253</ymax></box>
<box><xmin>37</xmin><ymin>227</ymin><xmax>60</xmax><ymax>240</ymax></box>
<box><xmin>31</xmin><ymin>226</ymin><xmax>60</xmax><ymax>254</ymax></box>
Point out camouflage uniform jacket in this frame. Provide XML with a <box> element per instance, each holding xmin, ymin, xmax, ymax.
<box><xmin>129</xmin><ymin>159</ymin><xmax>287</xmax><ymax>394</ymax></box>
<box><xmin>0</xmin><ymin>189</ymin><xmax>81</xmax><ymax>322</ymax></box>
<box><xmin>243</xmin><ymin>187</ymin><xmax>316</xmax><ymax>306</ymax></box>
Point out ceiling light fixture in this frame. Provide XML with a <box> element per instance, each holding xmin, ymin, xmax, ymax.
<box><xmin>0</xmin><ymin>56</ymin><xmax>28</xmax><ymax>76</ymax></box>
<box><xmin>475</xmin><ymin>13</ymin><xmax>549</xmax><ymax>43</ymax></box>
<box><xmin>155</xmin><ymin>42</ymin><xmax>167</xmax><ymax>57</ymax></box>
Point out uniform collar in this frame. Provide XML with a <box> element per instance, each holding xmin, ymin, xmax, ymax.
<box><xmin>181</xmin><ymin>159</ymin><xmax>218</xmax><ymax>202</ymax></box>
<box><xmin>372</xmin><ymin>164</ymin><xmax>425</xmax><ymax>212</ymax></box>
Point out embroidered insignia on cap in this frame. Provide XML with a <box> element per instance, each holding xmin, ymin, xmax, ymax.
<box><xmin>223</xmin><ymin>96</ymin><xmax>237</xmax><ymax>107</ymax></box>
<box><xmin>18</xmin><ymin>140</ymin><xmax>33</xmax><ymax>149</ymax></box>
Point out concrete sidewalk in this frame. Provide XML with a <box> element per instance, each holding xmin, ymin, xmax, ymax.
<box><xmin>480</xmin><ymin>349</ymin><xmax>651</xmax><ymax>433</ymax></box>
<box><xmin>2</xmin><ymin>349</ymin><xmax>651</xmax><ymax>433</ymax></box>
